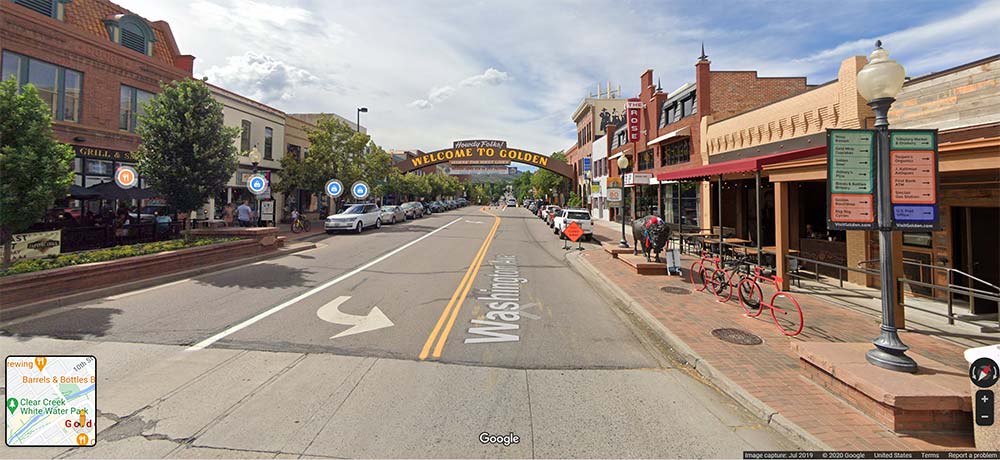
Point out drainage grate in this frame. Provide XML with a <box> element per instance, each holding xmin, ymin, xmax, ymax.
<box><xmin>660</xmin><ymin>286</ymin><xmax>691</xmax><ymax>295</ymax></box>
<box><xmin>711</xmin><ymin>328</ymin><xmax>763</xmax><ymax>345</ymax></box>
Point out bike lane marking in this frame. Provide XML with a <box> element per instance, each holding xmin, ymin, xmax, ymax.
<box><xmin>187</xmin><ymin>217</ymin><xmax>463</xmax><ymax>351</ymax></box>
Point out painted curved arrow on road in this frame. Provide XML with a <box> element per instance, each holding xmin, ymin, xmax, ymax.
<box><xmin>317</xmin><ymin>296</ymin><xmax>394</xmax><ymax>339</ymax></box>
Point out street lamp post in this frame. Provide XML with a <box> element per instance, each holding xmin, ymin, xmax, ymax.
<box><xmin>357</xmin><ymin>107</ymin><xmax>368</xmax><ymax>133</ymax></box>
<box><xmin>856</xmin><ymin>41</ymin><xmax>917</xmax><ymax>373</ymax></box>
<box><xmin>248</xmin><ymin>146</ymin><xmax>263</xmax><ymax>227</ymax></box>
<box><xmin>617</xmin><ymin>154</ymin><xmax>630</xmax><ymax>248</ymax></box>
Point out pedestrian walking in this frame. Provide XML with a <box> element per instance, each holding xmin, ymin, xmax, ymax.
<box><xmin>223</xmin><ymin>202</ymin><xmax>234</xmax><ymax>227</ymax></box>
<box><xmin>236</xmin><ymin>200</ymin><xmax>254</xmax><ymax>227</ymax></box>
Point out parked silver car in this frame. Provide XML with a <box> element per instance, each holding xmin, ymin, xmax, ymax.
<box><xmin>400</xmin><ymin>202</ymin><xmax>423</xmax><ymax>219</ymax></box>
<box><xmin>380</xmin><ymin>205</ymin><xmax>406</xmax><ymax>224</ymax></box>
<box><xmin>325</xmin><ymin>203</ymin><xmax>381</xmax><ymax>234</ymax></box>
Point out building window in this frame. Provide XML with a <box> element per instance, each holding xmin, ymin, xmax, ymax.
<box><xmin>12</xmin><ymin>0</ymin><xmax>68</xmax><ymax>19</ymax></box>
<box><xmin>264</xmin><ymin>127</ymin><xmax>273</xmax><ymax>160</ymax></box>
<box><xmin>104</xmin><ymin>14</ymin><xmax>156</xmax><ymax>56</ymax></box>
<box><xmin>659</xmin><ymin>91</ymin><xmax>696</xmax><ymax>128</ymax></box>
<box><xmin>287</xmin><ymin>144</ymin><xmax>301</xmax><ymax>159</ymax></box>
<box><xmin>240</xmin><ymin>120</ymin><xmax>252</xmax><ymax>152</ymax></box>
<box><xmin>120</xmin><ymin>85</ymin><xmax>154</xmax><ymax>132</ymax></box>
<box><xmin>638</xmin><ymin>149</ymin><xmax>654</xmax><ymax>170</ymax></box>
<box><xmin>1</xmin><ymin>51</ymin><xmax>81</xmax><ymax>122</ymax></box>
<box><xmin>661</xmin><ymin>138</ymin><xmax>691</xmax><ymax>166</ymax></box>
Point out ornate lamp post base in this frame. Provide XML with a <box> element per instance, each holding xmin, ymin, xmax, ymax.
<box><xmin>866</xmin><ymin>326</ymin><xmax>918</xmax><ymax>373</ymax></box>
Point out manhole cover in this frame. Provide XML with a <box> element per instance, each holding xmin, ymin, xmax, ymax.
<box><xmin>711</xmin><ymin>328</ymin><xmax>763</xmax><ymax>345</ymax></box>
<box><xmin>660</xmin><ymin>286</ymin><xmax>691</xmax><ymax>295</ymax></box>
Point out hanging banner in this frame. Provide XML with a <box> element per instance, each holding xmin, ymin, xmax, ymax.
<box><xmin>626</xmin><ymin>98</ymin><xmax>642</xmax><ymax>143</ymax></box>
<box><xmin>827</xmin><ymin>129</ymin><xmax>876</xmax><ymax>230</ymax></box>
<box><xmin>889</xmin><ymin>129</ymin><xmax>939</xmax><ymax>230</ymax></box>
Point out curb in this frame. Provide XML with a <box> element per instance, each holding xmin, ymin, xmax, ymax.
<box><xmin>567</xmin><ymin>250</ymin><xmax>832</xmax><ymax>451</ymax></box>
<box><xmin>2</xmin><ymin>241</ymin><xmax>318</xmax><ymax>320</ymax></box>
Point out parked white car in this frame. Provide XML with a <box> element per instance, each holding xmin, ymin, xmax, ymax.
<box><xmin>553</xmin><ymin>208</ymin><xmax>594</xmax><ymax>241</ymax></box>
<box><xmin>325</xmin><ymin>203</ymin><xmax>382</xmax><ymax>234</ymax></box>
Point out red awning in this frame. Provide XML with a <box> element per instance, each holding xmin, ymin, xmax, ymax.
<box><xmin>656</xmin><ymin>145</ymin><xmax>826</xmax><ymax>181</ymax></box>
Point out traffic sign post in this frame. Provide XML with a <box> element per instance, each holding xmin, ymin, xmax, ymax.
<box><xmin>351</xmin><ymin>181</ymin><xmax>370</xmax><ymax>200</ymax></box>
<box><xmin>562</xmin><ymin>221</ymin><xmax>585</xmax><ymax>251</ymax></box>
<box><xmin>115</xmin><ymin>165</ymin><xmax>138</xmax><ymax>189</ymax></box>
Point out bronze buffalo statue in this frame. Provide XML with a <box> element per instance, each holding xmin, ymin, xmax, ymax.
<box><xmin>632</xmin><ymin>215</ymin><xmax>671</xmax><ymax>262</ymax></box>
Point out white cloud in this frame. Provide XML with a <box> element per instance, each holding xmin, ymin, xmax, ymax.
<box><xmin>203</xmin><ymin>52</ymin><xmax>322</xmax><ymax>104</ymax></box>
<box><xmin>113</xmin><ymin>0</ymin><xmax>1000</xmax><ymax>157</ymax></box>
<box><xmin>460</xmin><ymin>68</ymin><xmax>510</xmax><ymax>87</ymax></box>
<box><xmin>409</xmin><ymin>69</ymin><xmax>509</xmax><ymax>110</ymax></box>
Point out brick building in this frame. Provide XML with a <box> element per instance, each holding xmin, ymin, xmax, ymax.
<box><xmin>2</xmin><ymin>0</ymin><xmax>193</xmax><ymax>210</ymax></box>
<box><xmin>584</xmin><ymin>48</ymin><xmax>810</xmax><ymax>224</ymax></box>
<box><xmin>682</xmin><ymin>53</ymin><xmax>998</xmax><ymax>323</ymax></box>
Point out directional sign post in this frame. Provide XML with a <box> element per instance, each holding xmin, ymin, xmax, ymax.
<box><xmin>115</xmin><ymin>165</ymin><xmax>138</xmax><ymax>189</ymax></box>
<box><xmin>247</xmin><ymin>174</ymin><xmax>268</xmax><ymax>195</ymax></box>
<box><xmin>889</xmin><ymin>129</ymin><xmax>939</xmax><ymax>230</ymax></box>
<box><xmin>827</xmin><ymin>129</ymin><xmax>876</xmax><ymax>230</ymax></box>
<box><xmin>351</xmin><ymin>181</ymin><xmax>370</xmax><ymax>200</ymax></box>
<box><xmin>325</xmin><ymin>179</ymin><xmax>344</xmax><ymax>198</ymax></box>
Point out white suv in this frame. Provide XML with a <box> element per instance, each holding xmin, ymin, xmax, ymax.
<box><xmin>553</xmin><ymin>208</ymin><xmax>594</xmax><ymax>241</ymax></box>
<box><xmin>325</xmin><ymin>203</ymin><xmax>382</xmax><ymax>234</ymax></box>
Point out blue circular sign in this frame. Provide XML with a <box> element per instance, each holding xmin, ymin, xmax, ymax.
<box><xmin>325</xmin><ymin>179</ymin><xmax>344</xmax><ymax>198</ymax></box>
<box><xmin>351</xmin><ymin>181</ymin><xmax>370</xmax><ymax>199</ymax></box>
<box><xmin>247</xmin><ymin>174</ymin><xmax>268</xmax><ymax>194</ymax></box>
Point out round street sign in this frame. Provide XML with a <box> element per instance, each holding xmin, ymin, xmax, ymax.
<box><xmin>115</xmin><ymin>165</ymin><xmax>138</xmax><ymax>189</ymax></box>
<box><xmin>325</xmin><ymin>179</ymin><xmax>344</xmax><ymax>198</ymax></box>
<box><xmin>247</xmin><ymin>174</ymin><xmax>268</xmax><ymax>195</ymax></box>
<box><xmin>351</xmin><ymin>181</ymin><xmax>370</xmax><ymax>200</ymax></box>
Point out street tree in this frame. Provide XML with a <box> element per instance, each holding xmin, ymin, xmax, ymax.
<box><xmin>530</xmin><ymin>151</ymin><xmax>567</xmax><ymax>201</ymax></box>
<box><xmin>275</xmin><ymin>117</ymin><xmax>390</xmax><ymax>211</ymax></box>
<box><xmin>136</xmin><ymin>78</ymin><xmax>239</xmax><ymax>232</ymax></box>
<box><xmin>0</xmin><ymin>78</ymin><xmax>75</xmax><ymax>269</ymax></box>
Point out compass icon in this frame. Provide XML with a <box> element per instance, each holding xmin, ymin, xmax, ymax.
<box><xmin>970</xmin><ymin>357</ymin><xmax>999</xmax><ymax>388</ymax></box>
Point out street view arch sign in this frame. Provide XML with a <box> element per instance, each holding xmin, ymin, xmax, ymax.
<box><xmin>393</xmin><ymin>140</ymin><xmax>574</xmax><ymax>178</ymax></box>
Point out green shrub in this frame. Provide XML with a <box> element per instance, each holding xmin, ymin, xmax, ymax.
<box><xmin>2</xmin><ymin>238</ymin><xmax>240</xmax><ymax>276</ymax></box>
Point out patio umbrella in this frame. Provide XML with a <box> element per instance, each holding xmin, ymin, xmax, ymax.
<box><xmin>68</xmin><ymin>185</ymin><xmax>101</xmax><ymax>200</ymax></box>
<box><xmin>86</xmin><ymin>181</ymin><xmax>159</xmax><ymax>200</ymax></box>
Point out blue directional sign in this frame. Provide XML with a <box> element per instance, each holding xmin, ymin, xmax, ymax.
<box><xmin>325</xmin><ymin>179</ymin><xmax>344</xmax><ymax>198</ymax></box>
<box><xmin>351</xmin><ymin>181</ymin><xmax>370</xmax><ymax>200</ymax></box>
<box><xmin>247</xmin><ymin>174</ymin><xmax>268</xmax><ymax>195</ymax></box>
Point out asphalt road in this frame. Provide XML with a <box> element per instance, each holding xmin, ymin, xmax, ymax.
<box><xmin>1</xmin><ymin>206</ymin><xmax>796</xmax><ymax>458</ymax></box>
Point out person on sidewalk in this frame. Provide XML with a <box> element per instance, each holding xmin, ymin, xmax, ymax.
<box><xmin>236</xmin><ymin>200</ymin><xmax>254</xmax><ymax>227</ymax></box>
<box><xmin>223</xmin><ymin>202</ymin><xmax>234</xmax><ymax>227</ymax></box>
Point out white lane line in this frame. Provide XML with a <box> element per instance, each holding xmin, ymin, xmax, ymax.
<box><xmin>187</xmin><ymin>217</ymin><xmax>464</xmax><ymax>351</ymax></box>
<box><xmin>105</xmin><ymin>278</ymin><xmax>192</xmax><ymax>300</ymax></box>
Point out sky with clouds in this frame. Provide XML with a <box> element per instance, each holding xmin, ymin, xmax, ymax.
<box><xmin>116</xmin><ymin>0</ymin><xmax>999</xmax><ymax>155</ymax></box>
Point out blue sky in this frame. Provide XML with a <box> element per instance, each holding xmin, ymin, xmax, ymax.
<box><xmin>116</xmin><ymin>0</ymin><xmax>999</xmax><ymax>156</ymax></box>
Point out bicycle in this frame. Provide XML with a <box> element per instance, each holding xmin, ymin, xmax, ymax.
<box><xmin>290</xmin><ymin>216</ymin><xmax>311</xmax><ymax>233</ymax></box>
<box><xmin>705</xmin><ymin>254</ymin><xmax>756</xmax><ymax>304</ymax></box>
<box><xmin>690</xmin><ymin>251</ymin><xmax>722</xmax><ymax>294</ymax></box>
<box><xmin>737</xmin><ymin>266</ymin><xmax>804</xmax><ymax>336</ymax></box>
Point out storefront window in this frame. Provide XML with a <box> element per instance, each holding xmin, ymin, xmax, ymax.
<box><xmin>85</xmin><ymin>159</ymin><xmax>114</xmax><ymax>176</ymax></box>
<box><xmin>638</xmin><ymin>150</ymin><xmax>654</xmax><ymax>170</ymax></box>
<box><xmin>902</xmin><ymin>232</ymin><xmax>933</xmax><ymax>248</ymax></box>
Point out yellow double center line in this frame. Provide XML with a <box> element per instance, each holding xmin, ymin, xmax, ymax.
<box><xmin>419</xmin><ymin>207</ymin><xmax>501</xmax><ymax>360</ymax></box>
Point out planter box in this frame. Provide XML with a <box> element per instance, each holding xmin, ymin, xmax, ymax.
<box><xmin>0</xmin><ymin>239</ymin><xmax>273</xmax><ymax>309</ymax></box>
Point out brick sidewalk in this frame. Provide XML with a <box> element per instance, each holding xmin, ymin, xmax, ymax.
<box><xmin>585</xmin><ymin>220</ymin><xmax>973</xmax><ymax>450</ymax></box>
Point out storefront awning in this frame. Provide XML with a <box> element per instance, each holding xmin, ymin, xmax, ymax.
<box><xmin>646</xmin><ymin>126</ymin><xmax>691</xmax><ymax>146</ymax></box>
<box><xmin>608</xmin><ymin>150</ymin><xmax>630</xmax><ymax>160</ymax></box>
<box><xmin>655</xmin><ymin>145</ymin><xmax>826</xmax><ymax>181</ymax></box>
